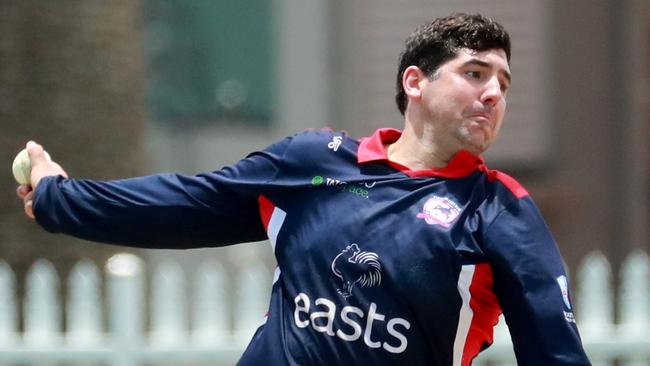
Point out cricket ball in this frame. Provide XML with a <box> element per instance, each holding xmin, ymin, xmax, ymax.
<box><xmin>12</xmin><ymin>148</ymin><xmax>51</xmax><ymax>185</ymax></box>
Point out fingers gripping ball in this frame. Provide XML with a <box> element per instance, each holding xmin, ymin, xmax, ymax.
<box><xmin>12</xmin><ymin>148</ymin><xmax>51</xmax><ymax>185</ymax></box>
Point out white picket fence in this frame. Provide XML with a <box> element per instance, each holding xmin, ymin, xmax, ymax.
<box><xmin>0</xmin><ymin>250</ymin><xmax>648</xmax><ymax>365</ymax></box>
<box><xmin>0</xmin><ymin>253</ymin><xmax>269</xmax><ymax>366</ymax></box>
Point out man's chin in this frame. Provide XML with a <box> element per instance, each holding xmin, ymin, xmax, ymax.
<box><xmin>458</xmin><ymin>133</ymin><xmax>492</xmax><ymax>155</ymax></box>
<box><xmin>463</xmin><ymin>145</ymin><xmax>487</xmax><ymax>156</ymax></box>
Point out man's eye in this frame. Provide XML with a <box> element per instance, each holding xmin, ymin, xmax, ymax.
<box><xmin>465</xmin><ymin>71</ymin><xmax>481</xmax><ymax>79</ymax></box>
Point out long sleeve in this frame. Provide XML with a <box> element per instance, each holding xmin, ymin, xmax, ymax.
<box><xmin>483</xmin><ymin>196</ymin><xmax>590</xmax><ymax>365</ymax></box>
<box><xmin>32</xmin><ymin>136</ymin><xmax>293</xmax><ymax>249</ymax></box>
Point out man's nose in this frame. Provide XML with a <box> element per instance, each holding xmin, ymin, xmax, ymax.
<box><xmin>480</xmin><ymin>77</ymin><xmax>503</xmax><ymax>106</ymax></box>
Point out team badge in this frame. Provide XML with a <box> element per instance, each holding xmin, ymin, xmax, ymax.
<box><xmin>416</xmin><ymin>196</ymin><xmax>461</xmax><ymax>228</ymax></box>
<box><xmin>331</xmin><ymin>243</ymin><xmax>382</xmax><ymax>298</ymax></box>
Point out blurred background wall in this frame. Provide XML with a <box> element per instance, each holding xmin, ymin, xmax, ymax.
<box><xmin>0</xmin><ymin>1</ymin><xmax>146</xmax><ymax>304</ymax></box>
<box><xmin>1</xmin><ymin>0</ymin><xmax>648</xmax><ymax>320</ymax></box>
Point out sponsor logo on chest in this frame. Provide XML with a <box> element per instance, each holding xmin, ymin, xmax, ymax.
<box><xmin>293</xmin><ymin>243</ymin><xmax>411</xmax><ymax>354</ymax></box>
<box><xmin>311</xmin><ymin>176</ymin><xmax>376</xmax><ymax>199</ymax></box>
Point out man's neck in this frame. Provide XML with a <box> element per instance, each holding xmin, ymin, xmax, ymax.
<box><xmin>386</xmin><ymin>123</ymin><xmax>456</xmax><ymax>170</ymax></box>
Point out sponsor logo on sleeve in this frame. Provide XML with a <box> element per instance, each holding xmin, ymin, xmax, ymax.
<box><xmin>556</xmin><ymin>275</ymin><xmax>576</xmax><ymax>323</ymax></box>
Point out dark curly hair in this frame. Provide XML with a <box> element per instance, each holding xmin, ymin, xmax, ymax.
<box><xmin>395</xmin><ymin>13</ymin><xmax>511</xmax><ymax>115</ymax></box>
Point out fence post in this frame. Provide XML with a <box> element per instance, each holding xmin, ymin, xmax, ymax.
<box><xmin>24</xmin><ymin>259</ymin><xmax>62</xmax><ymax>347</ymax></box>
<box><xmin>0</xmin><ymin>260</ymin><xmax>17</xmax><ymax>346</ymax></box>
<box><xmin>107</xmin><ymin>253</ymin><xmax>144</xmax><ymax>366</ymax></box>
<box><xmin>192</xmin><ymin>261</ymin><xmax>229</xmax><ymax>345</ymax></box>
<box><xmin>150</xmin><ymin>259</ymin><xmax>187</xmax><ymax>346</ymax></box>
<box><xmin>67</xmin><ymin>259</ymin><xmax>103</xmax><ymax>346</ymax></box>
<box><xmin>619</xmin><ymin>250</ymin><xmax>650</xmax><ymax>366</ymax></box>
<box><xmin>576</xmin><ymin>251</ymin><xmax>613</xmax><ymax>366</ymax></box>
<box><xmin>234</xmin><ymin>260</ymin><xmax>270</xmax><ymax>344</ymax></box>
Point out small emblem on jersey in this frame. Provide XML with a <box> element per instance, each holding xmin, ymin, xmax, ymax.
<box><xmin>416</xmin><ymin>196</ymin><xmax>461</xmax><ymax>228</ymax></box>
<box><xmin>311</xmin><ymin>176</ymin><xmax>325</xmax><ymax>186</ymax></box>
<box><xmin>328</xmin><ymin>135</ymin><xmax>343</xmax><ymax>151</ymax></box>
<box><xmin>556</xmin><ymin>275</ymin><xmax>576</xmax><ymax>323</ymax></box>
<box><xmin>311</xmin><ymin>175</ymin><xmax>346</xmax><ymax>187</ymax></box>
<box><xmin>331</xmin><ymin>243</ymin><xmax>382</xmax><ymax>298</ymax></box>
<box><xmin>556</xmin><ymin>275</ymin><xmax>572</xmax><ymax>310</ymax></box>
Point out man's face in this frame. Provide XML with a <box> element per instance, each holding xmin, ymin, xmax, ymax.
<box><xmin>417</xmin><ymin>48</ymin><xmax>511</xmax><ymax>156</ymax></box>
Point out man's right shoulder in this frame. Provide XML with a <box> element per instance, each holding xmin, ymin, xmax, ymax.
<box><xmin>292</xmin><ymin>127</ymin><xmax>348</xmax><ymax>142</ymax></box>
<box><xmin>284</xmin><ymin>128</ymin><xmax>352</xmax><ymax>152</ymax></box>
<box><xmin>272</xmin><ymin>128</ymin><xmax>356</xmax><ymax>167</ymax></box>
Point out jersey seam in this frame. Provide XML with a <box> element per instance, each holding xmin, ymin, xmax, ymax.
<box><xmin>482</xmin><ymin>199</ymin><xmax>518</xmax><ymax>238</ymax></box>
<box><xmin>264</xmin><ymin>134</ymin><xmax>296</xmax><ymax>186</ymax></box>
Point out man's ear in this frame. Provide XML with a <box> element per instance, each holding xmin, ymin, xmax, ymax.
<box><xmin>402</xmin><ymin>66</ymin><xmax>426</xmax><ymax>100</ymax></box>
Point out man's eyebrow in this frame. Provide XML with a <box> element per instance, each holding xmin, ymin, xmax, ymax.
<box><xmin>462</xmin><ymin>59</ymin><xmax>512</xmax><ymax>84</ymax></box>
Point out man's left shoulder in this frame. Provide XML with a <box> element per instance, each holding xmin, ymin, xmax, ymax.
<box><xmin>479</xmin><ymin>166</ymin><xmax>529</xmax><ymax>200</ymax></box>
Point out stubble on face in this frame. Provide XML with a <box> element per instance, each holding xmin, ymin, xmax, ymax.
<box><xmin>454</xmin><ymin>123</ymin><xmax>492</xmax><ymax>155</ymax></box>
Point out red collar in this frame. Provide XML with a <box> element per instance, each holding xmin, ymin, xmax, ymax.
<box><xmin>357</xmin><ymin>128</ymin><xmax>485</xmax><ymax>178</ymax></box>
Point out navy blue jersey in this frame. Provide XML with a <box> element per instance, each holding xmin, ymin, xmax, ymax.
<box><xmin>33</xmin><ymin>129</ymin><xmax>590</xmax><ymax>365</ymax></box>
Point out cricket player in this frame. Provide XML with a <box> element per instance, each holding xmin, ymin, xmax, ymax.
<box><xmin>17</xmin><ymin>13</ymin><xmax>591</xmax><ymax>366</ymax></box>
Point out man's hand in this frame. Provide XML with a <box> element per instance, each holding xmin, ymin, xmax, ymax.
<box><xmin>15</xmin><ymin>141</ymin><xmax>68</xmax><ymax>219</ymax></box>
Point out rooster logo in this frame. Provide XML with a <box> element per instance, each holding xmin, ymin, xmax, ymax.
<box><xmin>331</xmin><ymin>243</ymin><xmax>382</xmax><ymax>298</ymax></box>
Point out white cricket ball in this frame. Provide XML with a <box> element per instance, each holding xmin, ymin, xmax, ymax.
<box><xmin>12</xmin><ymin>148</ymin><xmax>51</xmax><ymax>185</ymax></box>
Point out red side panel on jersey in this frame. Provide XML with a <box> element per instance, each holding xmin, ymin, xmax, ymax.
<box><xmin>258</xmin><ymin>195</ymin><xmax>287</xmax><ymax>254</ymax></box>
<box><xmin>258</xmin><ymin>194</ymin><xmax>275</xmax><ymax>231</ymax></box>
<box><xmin>462</xmin><ymin>263</ymin><xmax>502</xmax><ymax>366</ymax></box>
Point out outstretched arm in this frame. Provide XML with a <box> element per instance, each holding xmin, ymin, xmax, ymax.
<box><xmin>16</xmin><ymin>137</ymin><xmax>292</xmax><ymax>249</ymax></box>
<box><xmin>31</xmin><ymin>173</ymin><xmax>268</xmax><ymax>248</ymax></box>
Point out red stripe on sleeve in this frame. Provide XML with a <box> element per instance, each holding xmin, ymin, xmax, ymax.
<box><xmin>462</xmin><ymin>263</ymin><xmax>502</xmax><ymax>366</ymax></box>
<box><xmin>258</xmin><ymin>194</ymin><xmax>275</xmax><ymax>231</ymax></box>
